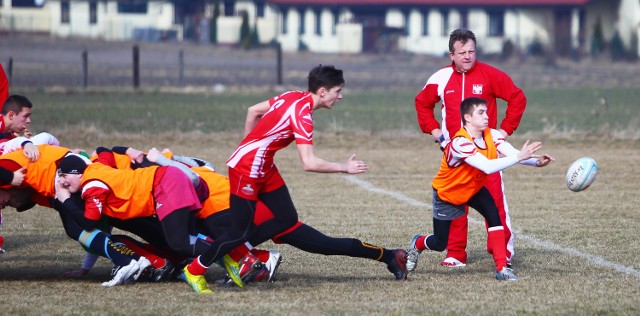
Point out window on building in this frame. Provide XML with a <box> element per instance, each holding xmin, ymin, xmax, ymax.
<box><xmin>315</xmin><ymin>9</ymin><xmax>322</xmax><ymax>36</ymax></box>
<box><xmin>61</xmin><ymin>0</ymin><xmax>70</xmax><ymax>24</ymax></box>
<box><xmin>89</xmin><ymin>1</ymin><xmax>97</xmax><ymax>24</ymax></box>
<box><xmin>12</xmin><ymin>0</ymin><xmax>40</xmax><ymax>7</ymax></box>
<box><xmin>488</xmin><ymin>10</ymin><xmax>504</xmax><ymax>36</ymax></box>
<box><xmin>117</xmin><ymin>2</ymin><xmax>147</xmax><ymax>14</ymax></box>
<box><xmin>460</xmin><ymin>9</ymin><xmax>468</xmax><ymax>29</ymax></box>
<box><xmin>441</xmin><ymin>9</ymin><xmax>449</xmax><ymax>36</ymax></box>
<box><xmin>282</xmin><ymin>9</ymin><xmax>288</xmax><ymax>34</ymax></box>
<box><xmin>224</xmin><ymin>0</ymin><xmax>235</xmax><ymax>16</ymax></box>
<box><xmin>299</xmin><ymin>10</ymin><xmax>305</xmax><ymax>35</ymax></box>
<box><xmin>422</xmin><ymin>10</ymin><xmax>429</xmax><ymax>36</ymax></box>
<box><xmin>256</xmin><ymin>2</ymin><xmax>265</xmax><ymax>18</ymax></box>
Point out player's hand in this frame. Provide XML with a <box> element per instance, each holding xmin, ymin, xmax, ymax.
<box><xmin>125</xmin><ymin>147</ymin><xmax>145</xmax><ymax>163</ymax></box>
<box><xmin>146</xmin><ymin>147</ymin><xmax>161</xmax><ymax>163</ymax></box>
<box><xmin>55</xmin><ymin>179</ymin><xmax>71</xmax><ymax>202</ymax></box>
<box><xmin>342</xmin><ymin>154</ymin><xmax>368</xmax><ymax>174</ymax></box>
<box><xmin>23</xmin><ymin>128</ymin><xmax>33</xmax><ymax>138</ymax></box>
<box><xmin>22</xmin><ymin>142</ymin><xmax>40</xmax><ymax>162</ymax></box>
<box><xmin>431</xmin><ymin>129</ymin><xmax>444</xmax><ymax>144</ymax></box>
<box><xmin>535</xmin><ymin>154</ymin><xmax>555</xmax><ymax>167</ymax></box>
<box><xmin>11</xmin><ymin>167</ymin><xmax>26</xmax><ymax>186</ymax></box>
<box><xmin>63</xmin><ymin>268</ymin><xmax>90</xmax><ymax>278</ymax></box>
<box><xmin>517</xmin><ymin>140</ymin><xmax>542</xmax><ymax>161</ymax></box>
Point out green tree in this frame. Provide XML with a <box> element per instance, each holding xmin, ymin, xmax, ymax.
<box><xmin>240</xmin><ymin>11</ymin><xmax>251</xmax><ymax>49</ymax></box>
<box><xmin>250</xmin><ymin>21</ymin><xmax>260</xmax><ymax>48</ymax></box>
<box><xmin>590</xmin><ymin>17</ymin><xmax>605</xmax><ymax>58</ymax></box>
<box><xmin>609</xmin><ymin>30</ymin><xmax>627</xmax><ymax>61</ymax></box>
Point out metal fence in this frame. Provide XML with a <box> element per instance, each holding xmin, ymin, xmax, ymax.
<box><xmin>2</xmin><ymin>35</ymin><xmax>640</xmax><ymax>91</ymax></box>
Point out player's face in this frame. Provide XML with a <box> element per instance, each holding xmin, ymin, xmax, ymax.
<box><xmin>58</xmin><ymin>173</ymin><xmax>83</xmax><ymax>193</ymax></box>
<box><xmin>449</xmin><ymin>40</ymin><xmax>476</xmax><ymax>73</ymax></box>
<box><xmin>468</xmin><ymin>104</ymin><xmax>489</xmax><ymax>129</ymax></box>
<box><xmin>317</xmin><ymin>85</ymin><xmax>344</xmax><ymax>110</ymax></box>
<box><xmin>8</xmin><ymin>107</ymin><xmax>32</xmax><ymax>133</ymax></box>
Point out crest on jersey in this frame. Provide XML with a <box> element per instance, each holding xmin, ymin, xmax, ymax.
<box><xmin>472</xmin><ymin>84</ymin><xmax>483</xmax><ymax>95</ymax></box>
<box><xmin>241</xmin><ymin>184</ymin><xmax>255</xmax><ymax>196</ymax></box>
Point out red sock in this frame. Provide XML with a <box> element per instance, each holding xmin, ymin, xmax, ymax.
<box><xmin>227</xmin><ymin>244</ymin><xmax>250</xmax><ymax>262</ymax></box>
<box><xmin>187</xmin><ymin>257</ymin><xmax>208</xmax><ymax>275</ymax></box>
<box><xmin>487</xmin><ymin>226</ymin><xmax>507</xmax><ymax>271</ymax></box>
<box><xmin>250</xmin><ymin>249</ymin><xmax>270</xmax><ymax>262</ymax></box>
<box><xmin>116</xmin><ymin>238</ymin><xmax>166</xmax><ymax>268</ymax></box>
<box><xmin>0</xmin><ymin>235</ymin><xmax>4</xmax><ymax>248</ymax></box>
<box><xmin>415</xmin><ymin>235</ymin><xmax>427</xmax><ymax>252</ymax></box>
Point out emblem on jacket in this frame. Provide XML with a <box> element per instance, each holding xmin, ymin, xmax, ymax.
<box><xmin>473</xmin><ymin>84</ymin><xmax>483</xmax><ymax>95</ymax></box>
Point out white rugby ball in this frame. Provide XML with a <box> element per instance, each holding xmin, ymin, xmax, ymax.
<box><xmin>565</xmin><ymin>157</ymin><xmax>598</xmax><ymax>192</ymax></box>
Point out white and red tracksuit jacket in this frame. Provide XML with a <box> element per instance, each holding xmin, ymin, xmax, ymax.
<box><xmin>415</xmin><ymin>61</ymin><xmax>526</xmax><ymax>141</ymax></box>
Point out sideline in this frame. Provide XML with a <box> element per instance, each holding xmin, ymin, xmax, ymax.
<box><xmin>343</xmin><ymin>176</ymin><xmax>640</xmax><ymax>279</ymax></box>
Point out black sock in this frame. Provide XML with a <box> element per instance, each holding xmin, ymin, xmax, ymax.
<box><xmin>79</xmin><ymin>229</ymin><xmax>139</xmax><ymax>266</ymax></box>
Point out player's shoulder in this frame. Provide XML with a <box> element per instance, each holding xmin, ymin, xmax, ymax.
<box><xmin>275</xmin><ymin>90</ymin><xmax>308</xmax><ymax>100</ymax></box>
<box><xmin>451</xmin><ymin>135</ymin><xmax>473</xmax><ymax>149</ymax></box>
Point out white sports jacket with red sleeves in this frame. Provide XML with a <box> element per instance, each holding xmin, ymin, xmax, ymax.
<box><xmin>415</xmin><ymin>61</ymin><xmax>526</xmax><ymax>141</ymax></box>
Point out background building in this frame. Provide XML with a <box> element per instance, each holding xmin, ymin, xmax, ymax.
<box><xmin>1</xmin><ymin>0</ymin><xmax>638</xmax><ymax>58</ymax></box>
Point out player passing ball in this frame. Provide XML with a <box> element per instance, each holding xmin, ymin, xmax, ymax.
<box><xmin>406</xmin><ymin>97</ymin><xmax>554</xmax><ymax>281</ymax></box>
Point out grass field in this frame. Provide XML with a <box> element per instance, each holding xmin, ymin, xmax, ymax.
<box><xmin>0</xmin><ymin>89</ymin><xmax>639</xmax><ymax>315</ymax></box>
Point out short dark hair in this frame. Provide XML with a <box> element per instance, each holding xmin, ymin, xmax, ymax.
<box><xmin>2</xmin><ymin>95</ymin><xmax>33</xmax><ymax>115</ymax></box>
<box><xmin>449</xmin><ymin>28</ymin><xmax>477</xmax><ymax>53</ymax></box>
<box><xmin>460</xmin><ymin>97</ymin><xmax>487</xmax><ymax>124</ymax></box>
<box><xmin>308</xmin><ymin>65</ymin><xmax>345</xmax><ymax>93</ymax></box>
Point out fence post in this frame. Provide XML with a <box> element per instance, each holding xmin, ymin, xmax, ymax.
<box><xmin>179</xmin><ymin>49</ymin><xmax>184</xmax><ymax>87</ymax></box>
<box><xmin>82</xmin><ymin>50</ymin><xmax>88</xmax><ymax>89</ymax></box>
<box><xmin>133</xmin><ymin>45</ymin><xmax>140</xmax><ymax>89</ymax></box>
<box><xmin>275</xmin><ymin>41</ymin><xmax>283</xmax><ymax>86</ymax></box>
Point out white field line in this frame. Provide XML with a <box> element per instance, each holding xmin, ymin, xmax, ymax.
<box><xmin>343</xmin><ymin>176</ymin><xmax>640</xmax><ymax>279</ymax></box>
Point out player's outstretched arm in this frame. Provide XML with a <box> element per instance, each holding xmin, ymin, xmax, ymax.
<box><xmin>296</xmin><ymin>144</ymin><xmax>368</xmax><ymax>174</ymax></box>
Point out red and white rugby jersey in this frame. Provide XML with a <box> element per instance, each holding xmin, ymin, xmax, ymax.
<box><xmin>227</xmin><ymin>90</ymin><xmax>314</xmax><ymax>178</ymax></box>
<box><xmin>415</xmin><ymin>61</ymin><xmax>527</xmax><ymax>141</ymax></box>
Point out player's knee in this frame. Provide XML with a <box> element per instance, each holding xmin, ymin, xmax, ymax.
<box><xmin>165</xmin><ymin>239</ymin><xmax>192</xmax><ymax>257</ymax></box>
<box><xmin>426</xmin><ymin>236</ymin><xmax>447</xmax><ymax>252</ymax></box>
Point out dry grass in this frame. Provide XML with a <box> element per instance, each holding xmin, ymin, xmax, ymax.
<box><xmin>1</xmin><ymin>132</ymin><xmax>639</xmax><ymax>315</ymax></box>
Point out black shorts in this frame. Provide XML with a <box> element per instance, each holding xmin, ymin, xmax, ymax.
<box><xmin>432</xmin><ymin>189</ymin><xmax>465</xmax><ymax>221</ymax></box>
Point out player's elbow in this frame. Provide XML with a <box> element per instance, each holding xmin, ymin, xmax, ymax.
<box><xmin>301</xmin><ymin>163</ymin><xmax>314</xmax><ymax>172</ymax></box>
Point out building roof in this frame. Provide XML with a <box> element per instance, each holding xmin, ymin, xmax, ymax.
<box><xmin>268</xmin><ymin>0</ymin><xmax>591</xmax><ymax>5</ymax></box>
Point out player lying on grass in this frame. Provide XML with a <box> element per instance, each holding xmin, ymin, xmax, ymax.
<box><xmin>405</xmin><ymin>97</ymin><xmax>554</xmax><ymax>281</ymax></box>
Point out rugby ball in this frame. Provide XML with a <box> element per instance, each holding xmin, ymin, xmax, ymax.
<box><xmin>565</xmin><ymin>157</ymin><xmax>598</xmax><ymax>192</ymax></box>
